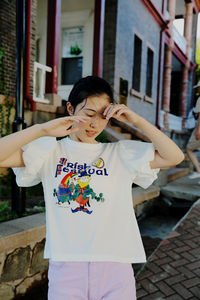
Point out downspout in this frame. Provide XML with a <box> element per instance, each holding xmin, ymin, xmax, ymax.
<box><xmin>24</xmin><ymin>0</ymin><xmax>36</xmax><ymax>111</ymax></box>
<box><xmin>92</xmin><ymin>0</ymin><xmax>105</xmax><ymax>77</ymax></box>
<box><xmin>155</xmin><ymin>0</ymin><xmax>168</xmax><ymax>129</ymax></box>
<box><xmin>155</xmin><ymin>24</ymin><xmax>168</xmax><ymax>128</ymax></box>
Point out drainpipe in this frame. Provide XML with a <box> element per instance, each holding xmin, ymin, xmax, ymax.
<box><xmin>92</xmin><ymin>0</ymin><xmax>105</xmax><ymax>77</ymax></box>
<box><xmin>161</xmin><ymin>0</ymin><xmax>176</xmax><ymax>129</ymax></box>
<box><xmin>24</xmin><ymin>0</ymin><xmax>36</xmax><ymax>111</ymax></box>
<box><xmin>179</xmin><ymin>1</ymin><xmax>193</xmax><ymax>128</ymax></box>
<box><xmin>155</xmin><ymin>0</ymin><xmax>168</xmax><ymax>129</ymax></box>
<box><xmin>156</xmin><ymin>23</ymin><xmax>169</xmax><ymax>129</ymax></box>
<box><xmin>12</xmin><ymin>0</ymin><xmax>26</xmax><ymax>216</ymax></box>
<box><xmin>45</xmin><ymin>0</ymin><xmax>61</xmax><ymax>95</ymax></box>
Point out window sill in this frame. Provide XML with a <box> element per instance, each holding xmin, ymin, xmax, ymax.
<box><xmin>144</xmin><ymin>95</ymin><xmax>155</xmax><ymax>104</ymax></box>
<box><xmin>130</xmin><ymin>89</ymin><xmax>155</xmax><ymax>104</ymax></box>
<box><xmin>130</xmin><ymin>88</ymin><xmax>144</xmax><ymax>100</ymax></box>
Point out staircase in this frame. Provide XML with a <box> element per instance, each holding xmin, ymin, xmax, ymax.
<box><xmin>104</xmin><ymin>119</ymin><xmax>195</xmax><ymax>219</ymax></box>
<box><xmin>104</xmin><ymin>118</ymin><xmax>151</xmax><ymax>142</ymax></box>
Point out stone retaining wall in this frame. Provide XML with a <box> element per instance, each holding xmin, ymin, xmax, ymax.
<box><xmin>0</xmin><ymin>213</ymin><xmax>48</xmax><ymax>299</ymax></box>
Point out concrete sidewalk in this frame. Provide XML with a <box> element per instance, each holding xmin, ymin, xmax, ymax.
<box><xmin>135</xmin><ymin>198</ymin><xmax>200</xmax><ymax>299</ymax></box>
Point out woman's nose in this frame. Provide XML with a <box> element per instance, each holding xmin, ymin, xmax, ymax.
<box><xmin>90</xmin><ymin>115</ymin><xmax>99</xmax><ymax>127</ymax></box>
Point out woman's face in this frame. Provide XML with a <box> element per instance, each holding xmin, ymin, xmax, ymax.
<box><xmin>67</xmin><ymin>93</ymin><xmax>112</xmax><ymax>143</ymax></box>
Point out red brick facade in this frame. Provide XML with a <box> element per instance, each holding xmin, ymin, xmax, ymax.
<box><xmin>0</xmin><ymin>0</ymin><xmax>37</xmax><ymax>97</ymax></box>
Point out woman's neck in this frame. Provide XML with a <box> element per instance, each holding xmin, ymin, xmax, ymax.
<box><xmin>69</xmin><ymin>134</ymin><xmax>99</xmax><ymax>144</ymax></box>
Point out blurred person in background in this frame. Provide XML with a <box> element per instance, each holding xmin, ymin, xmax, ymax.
<box><xmin>186</xmin><ymin>81</ymin><xmax>200</xmax><ymax>178</ymax></box>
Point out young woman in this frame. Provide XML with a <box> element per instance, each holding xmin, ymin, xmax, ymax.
<box><xmin>0</xmin><ymin>76</ymin><xmax>184</xmax><ymax>299</ymax></box>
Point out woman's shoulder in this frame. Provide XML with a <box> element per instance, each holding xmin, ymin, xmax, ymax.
<box><xmin>21</xmin><ymin>136</ymin><xmax>58</xmax><ymax>159</ymax></box>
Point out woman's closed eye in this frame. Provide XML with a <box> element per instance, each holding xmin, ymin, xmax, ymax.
<box><xmin>85</xmin><ymin>113</ymin><xmax>95</xmax><ymax>117</ymax></box>
<box><xmin>84</xmin><ymin>112</ymin><xmax>107</xmax><ymax>119</ymax></box>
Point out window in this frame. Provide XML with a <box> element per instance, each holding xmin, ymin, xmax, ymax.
<box><xmin>146</xmin><ymin>48</ymin><xmax>154</xmax><ymax>97</ymax></box>
<box><xmin>61</xmin><ymin>57</ymin><xmax>83</xmax><ymax>85</ymax></box>
<box><xmin>132</xmin><ymin>35</ymin><xmax>142</xmax><ymax>92</ymax></box>
<box><xmin>61</xmin><ymin>27</ymin><xmax>83</xmax><ymax>85</ymax></box>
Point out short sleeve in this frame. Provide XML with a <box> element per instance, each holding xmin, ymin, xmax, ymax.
<box><xmin>12</xmin><ymin>137</ymin><xmax>57</xmax><ymax>187</ymax></box>
<box><xmin>194</xmin><ymin>97</ymin><xmax>200</xmax><ymax>113</ymax></box>
<box><xmin>118</xmin><ymin>139</ymin><xmax>160</xmax><ymax>189</ymax></box>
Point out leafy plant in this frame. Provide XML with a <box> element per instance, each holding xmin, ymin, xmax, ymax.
<box><xmin>0</xmin><ymin>200</ymin><xmax>46</xmax><ymax>222</ymax></box>
<box><xmin>96</xmin><ymin>131</ymin><xmax>109</xmax><ymax>143</ymax></box>
<box><xmin>0</xmin><ymin>42</ymin><xmax>15</xmax><ymax>137</ymax></box>
<box><xmin>70</xmin><ymin>43</ymin><xmax>82</xmax><ymax>56</ymax></box>
<box><xmin>0</xmin><ymin>42</ymin><xmax>15</xmax><ymax>214</ymax></box>
<box><xmin>0</xmin><ymin>201</ymin><xmax>18</xmax><ymax>222</ymax></box>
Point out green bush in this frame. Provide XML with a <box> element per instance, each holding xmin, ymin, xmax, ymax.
<box><xmin>0</xmin><ymin>201</ymin><xmax>18</xmax><ymax>222</ymax></box>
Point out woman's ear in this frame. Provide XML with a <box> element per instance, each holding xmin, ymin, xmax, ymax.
<box><xmin>66</xmin><ymin>102</ymin><xmax>74</xmax><ymax>116</ymax></box>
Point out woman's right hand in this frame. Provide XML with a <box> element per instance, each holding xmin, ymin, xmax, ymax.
<box><xmin>39</xmin><ymin>115</ymin><xmax>90</xmax><ymax>137</ymax></box>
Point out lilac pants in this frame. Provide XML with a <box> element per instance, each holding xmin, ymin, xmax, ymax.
<box><xmin>48</xmin><ymin>260</ymin><xmax>137</xmax><ymax>300</ymax></box>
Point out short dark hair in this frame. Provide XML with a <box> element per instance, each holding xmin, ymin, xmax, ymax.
<box><xmin>67</xmin><ymin>76</ymin><xmax>115</xmax><ymax>113</ymax></box>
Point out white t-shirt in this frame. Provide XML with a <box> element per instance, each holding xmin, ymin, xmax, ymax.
<box><xmin>12</xmin><ymin>136</ymin><xmax>160</xmax><ymax>263</ymax></box>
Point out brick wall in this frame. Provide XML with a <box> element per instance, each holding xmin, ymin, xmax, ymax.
<box><xmin>0</xmin><ymin>0</ymin><xmax>16</xmax><ymax>97</ymax></box>
<box><xmin>103</xmin><ymin>0</ymin><xmax>118</xmax><ymax>92</ymax></box>
<box><xmin>0</xmin><ymin>0</ymin><xmax>37</xmax><ymax>98</ymax></box>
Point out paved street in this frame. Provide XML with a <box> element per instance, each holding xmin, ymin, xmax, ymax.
<box><xmin>135</xmin><ymin>198</ymin><xmax>200</xmax><ymax>299</ymax></box>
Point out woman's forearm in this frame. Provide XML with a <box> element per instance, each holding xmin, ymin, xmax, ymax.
<box><xmin>133</xmin><ymin>115</ymin><xmax>185</xmax><ymax>164</ymax></box>
<box><xmin>0</xmin><ymin>124</ymin><xmax>44</xmax><ymax>162</ymax></box>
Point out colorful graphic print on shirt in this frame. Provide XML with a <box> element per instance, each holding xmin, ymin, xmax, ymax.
<box><xmin>53</xmin><ymin>157</ymin><xmax>108</xmax><ymax>214</ymax></box>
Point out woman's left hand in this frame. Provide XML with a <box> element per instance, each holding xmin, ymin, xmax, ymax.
<box><xmin>103</xmin><ymin>103</ymin><xmax>139</xmax><ymax>124</ymax></box>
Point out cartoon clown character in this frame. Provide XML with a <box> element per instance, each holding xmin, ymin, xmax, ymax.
<box><xmin>53</xmin><ymin>169</ymin><xmax>104</xmax><ymax>214</ymax></box>
<box><xmin>71</xmin><ymin>170</ymin><xmax>92</xmax><ymax>214</ymax></box>
<box><xmin>54</xmin><ymin>172</ymin><xmax>78</xmax><ymax>206</ymax></box>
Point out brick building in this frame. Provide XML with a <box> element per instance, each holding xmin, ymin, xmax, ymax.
<box><xmin>103</xmin><ymin>0</ymin><xmax>200</xmax><ymax>145</ymax></box>
<box><xmin>0</xmin><ymin>0</ymin><xmax>200</xmax><ymax>145</ymax></box>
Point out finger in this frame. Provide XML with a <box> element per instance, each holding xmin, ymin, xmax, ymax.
<box><xmin>74</xmin><ymin>116</ymin><xmax>90</xmax><ymax>120</ymax></box>
<box><xmin>73</xmin><ymin>118</ymin><xmax>87</xmax><ymax>123</ymax></box>
<box><xmin>66</xmin><ymin>116</ymin><xmax>90</xmax><ymax>124</ymax></box>
<box><xmin>116</xmin><ymin>108</ymin><xmax>126</xmax><ymax>116</ymax></box>
<box><xmin>103</xmin><ymin>104</ymin><xmax>115</xmax><ymax>116</ymax></box>
<box><xmin>106</xmin><ymin>107</ymin><xmax>121</xmax><ymax>119</ymax></box>
<box><xmin>65</xmin><ymin>120</ymin><xmax>81</xmax><ymax>130</ymax></box>
<box><xmin>66</xmin><ymin>115</ymin><xmax>90</xmax><ymax>121</ymax></box>
<box><xmin>67</xmin><ymin>126</ymin><xmax>79</xmax><ymax>134</ymax></box>
<box><xmin>104</xmin><ymin>107</ymin><xmax>116</xmax><ymax>119</ymax></box>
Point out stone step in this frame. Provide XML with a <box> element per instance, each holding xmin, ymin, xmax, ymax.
<box><xmin>110</xmin><ymin>118</ymin><xmax>150</xmax><ymax>142</ymax></box>
<box><xmin>121</xmin><ymin>133</ymin><xmax>132</xmax><ymax>139</ymax></box>
<box><xmin>167</xmin><ymin>167</ymin><xmax>190</xmax><ymax>182</ymax></box>
<box><xmin>104</xmin><ymin>126</ymin><xmax>128</xmax><ymax>142</ymax></box>
<box><xmin>161</xmin><ymin>180</ymin><xmax>200</xmax><ymax>201</ymax></box>
<box><xmin>132</xmin><ymin>186</ymin><xmax>160</xmax><ymax>218</ymax></box>
<box><xmin>177</xmin><ymin>153</ymin><xmax>193</xmax><ymax>170</ymax></box>
<box><xmin>183</xmin><ymin>153</ymin><xmax>190</xmax><ymax>161</ymax></box>
<box><xmin>132</xmin><ymin>186</ymin><xmax>160</xmax><ymax>207</ymax></box>
<box><xmin>108</xmin><ymin>124</ymin><xmax>122</xmax><ymax>134</ymax></box>
<box><xmin>107</xmin><ymin>124</ymin><xmax>132</xmax><ymax>140</ymax></box>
